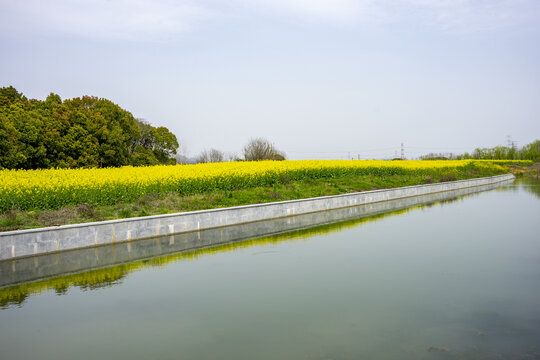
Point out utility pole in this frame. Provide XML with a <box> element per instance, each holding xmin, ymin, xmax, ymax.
<box><xmin>401</xmin><ymin>143</ymin><xmax>405</xmax><ymax>160</ymax></box>
<box><xmin>506</xmin><ymin>135</ymin><xmax>518</xmax><ymax>159</ymax></box>
<box><xmin>511</xmin><ymin>141</ymin><xmax>518</xmax><ymax>159</ymax></box>
<box><xmin>348</xmin><ymin>151</ymin><xmax>351</xmax><ymax>160</ymax></box>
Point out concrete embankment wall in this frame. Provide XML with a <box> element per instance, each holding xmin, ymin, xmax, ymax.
<box><xmin>0</xmin><ymin>179</ymin><xmax>514</xmax><ymax>288</ymax></box>
<box><xmin>0</xmin><ymin>174</ymin><xmax>515</xmax><ymax>261</ymax></box>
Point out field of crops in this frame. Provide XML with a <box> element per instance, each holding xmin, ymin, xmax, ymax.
<box><xmin>0</xmin><ymin>160</ymin><xmax>523</xmax><ymax>212</ymax></box>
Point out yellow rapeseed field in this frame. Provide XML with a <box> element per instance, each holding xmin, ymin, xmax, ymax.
<box><xmin>0</xmin><ymin>160</ymin><xmax>518</xmax><ymax>211</ymax></box>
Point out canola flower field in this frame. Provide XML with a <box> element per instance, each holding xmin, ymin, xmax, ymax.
<box><xmin>0</xmin><ymin>160</ymin><xmax>525</xmax><ymax>212</ymax></box>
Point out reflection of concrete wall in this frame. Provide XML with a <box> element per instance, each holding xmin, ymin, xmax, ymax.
<box><xmin>0</xmin><ymin>174</ymin><xmax>515</xmax><ymax>261</ymax></box>
<box><xmin>0</xmin><ymin>178</ymin><xmax>515</xmax><ymax>288</ymax></box>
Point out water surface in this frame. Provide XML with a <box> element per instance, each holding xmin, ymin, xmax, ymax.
<box><xmin>1</xmin><ymin>179</ymin><xmax>539</xmax><ymax>360</ymax></box>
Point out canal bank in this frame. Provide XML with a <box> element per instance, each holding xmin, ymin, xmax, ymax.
<box><xmin>0</xmin><ymin>174</ymin><xmax>515</xmax><ymax>261</ymax></box>
<box><xmin>0</xmin><ymin>179</ymin><xmax>514</xmax><ymax>288</ymax></box>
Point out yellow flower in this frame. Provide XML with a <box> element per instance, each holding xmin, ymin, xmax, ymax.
<box><xmin>0</xmin><ymin>159</ymin><xmax>522</xmax><ymax>211</ymax></box>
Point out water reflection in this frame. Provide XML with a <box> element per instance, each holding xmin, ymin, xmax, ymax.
<box><xmin>516</xmin><ymin>177</ymin><xmax>540</xmax><ymax>199</ymax></box>
<box><xmin>1</xmin><ymin>264</ymin><xmax>126</xmax><ymax>308</ymax></box>
<box><xmin>0</xmin><ymin>180</ymin><xmax>514</xmax><ymax>309</ymax></box>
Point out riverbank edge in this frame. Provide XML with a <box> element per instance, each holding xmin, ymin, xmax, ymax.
<box><xmin>0</xmin><ymin>173</ymin><xmax>515</xmax><ymax>261</ymax></box>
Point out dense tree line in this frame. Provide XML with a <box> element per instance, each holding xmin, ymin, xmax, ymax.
<box><xmin>0</xmin><ymin>86</ymin><xmax>178</xmax><ymax>169</ymax></box>
<box><xmin>456</xmin><ymin>140</ymin><xmax>540</xmax><ymax>162</ymax></box>
<box><xmin>418</xmin><ymin>140</ymin><xmax>540</xmax><ymax>161</ymax></box>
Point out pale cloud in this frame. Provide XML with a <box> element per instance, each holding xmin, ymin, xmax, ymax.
<box><xmin>243</xmin><ymin>0</ymin><xmax>379</xmax><ymax>24</ymax></box>
<box><xmin>392</xmin><ymin>0</ymin><xmax>539</xmax><ymax>33</ymax></box>
<box><xmin>247</xmin><ymin>0</ymin><xmax>539</xmax><ymax>32</ymax></box>
<box><xmin>0</xmin><ymin>0</ymin><xmax>211</xmax><ymax>42</ymax></box>
<box><xmin>0</xmin><ymin>0</ymin><xmax>537</xmax><ymax>42</ymax></box>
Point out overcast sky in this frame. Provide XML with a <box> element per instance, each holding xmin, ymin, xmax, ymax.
<box><xmin>1</xmin><ymin>0</ymin><xmax>539</xmax><ymax>159</ymax></box>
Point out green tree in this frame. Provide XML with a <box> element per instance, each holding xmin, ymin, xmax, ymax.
<box><xmin>131</xmin><ymin>120</ymin><xmax>178</xmax><ymax>166</ymax></box>
<box><xmin>0</xmin><ymin>87</ymin><xmax>179</xmax><ymax>169</ymax></box>
<box><xmin>519</xmin><ymin>140</ymin><xmax>540</xmax><ymax>162</ymax></box>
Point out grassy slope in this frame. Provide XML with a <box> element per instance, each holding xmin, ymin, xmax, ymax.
<box><xmin>0</xmin><ymin>166</ymin><xmax>508</xmax><ymax>231</ymax></box>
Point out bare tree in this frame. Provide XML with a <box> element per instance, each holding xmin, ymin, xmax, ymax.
<box><xmin>175</xmin><ymin>140</ymin><xmax>193</xmax><ymax>164</ymax></box>
<box><xmin>226</xmin><ymin>152</ymin><xmax>240</xmax><ymax>162</ymax></box>
<box><xmin>196</xmin><ymin>148</ymin><xmax>225</xmax><ymax>163</ymax></box>
<box><xmin>209</xmin><ymin>149</ymin><xmax>224</xmax><ymax>162</ymax></box>
<box><xmin>242</xmin><ymin>138</ymin><xmax>286</xmax><ymax>161</ymax></box>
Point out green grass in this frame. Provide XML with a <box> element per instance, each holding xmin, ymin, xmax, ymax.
<box><xmin>0</xmin><ymin>168</ymin><xmax>507</xmax><ymax>232</ymax></box>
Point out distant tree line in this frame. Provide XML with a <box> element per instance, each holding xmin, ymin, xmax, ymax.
<box><xmin>419</xmin><ymin>153</ymin><xmax>457</xmax><ymax>160</ymax></box>
<box><xmin>194</xmin><ymin>138</ymin><xmax>286</xmax><ymax>164</ymax></box>
<box><xmin>456</xmin><ymin>140</ymin><xmax>540</xmax><ymax>162</ymax></box>
<box><xmin>0</xmin><ymin>86</ymin><xmax>178</xmax><ymax>169</ymax></box>
<box><xmin>420</xmin><ymin>140</ymin><xmax>540</xmax><ymax>162</ymax></box>
<box><xmin>196</xmin><ymin>148</ymin><xmax>226</xmax><ymax>164</ymax></box>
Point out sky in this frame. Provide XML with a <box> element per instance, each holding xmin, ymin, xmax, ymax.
<box><xmin>1</xmin><ymin>0</ymin><xmax>539</xmax><ymax>160</ymax></box>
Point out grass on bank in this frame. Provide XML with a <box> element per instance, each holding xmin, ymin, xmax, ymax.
<box><xmin>2</xmin><ymin>159</ymin><xmax>525</xmax><ymax>212</ymax></box>
<box><xmin>507</xmin><ymin>162</ymin><xmax>540</xmax><ymax>178</ymax></box>
<box><xmin>0</xmin><ymin>164</ymin><xmax>509</xmax><ymax>232</ymax></box>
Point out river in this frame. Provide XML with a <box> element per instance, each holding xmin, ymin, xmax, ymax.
<box><xmin>1</xmin><ymin>178</ymin><xmax>539</xmax><ymax>360</ymax></box>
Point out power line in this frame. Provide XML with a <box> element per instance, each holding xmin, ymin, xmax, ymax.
<box><xmin>286</xmin><ymin>147</ymin><xmax>398</xmax><ymax>154</ymax></box>
<box><xmin>286</xmin><ymin>146</ymin><xmax>481</xmax><ymax>154</ymax></box>
<box><xmin>282</xmin><ymin>143</ymin><xmax>499</xmax><ymax>160</ymax></box>
<box><xmin>407</xmin><ymin>146</ymin><xmax>476</xmax><ymax>150</ymax></box>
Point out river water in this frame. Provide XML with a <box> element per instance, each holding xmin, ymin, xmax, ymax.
<box><xmin>1</xmin><ymin>179</ymin><xmax>539</xmax><ymax>360</ymax></box>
